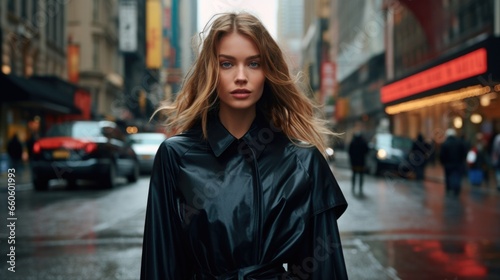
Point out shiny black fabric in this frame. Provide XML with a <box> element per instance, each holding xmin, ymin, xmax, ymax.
<box><xmin>141</xmin><ymin>112</ymin><xmax>348</xmax><ymax>279</ymax></box>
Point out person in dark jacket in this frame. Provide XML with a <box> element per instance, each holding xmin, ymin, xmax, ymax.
<box><xmin>140</xmin><ymin>12</ymin><xmax>348</xmax><ymax>279</ymax></box>
<box><xmin>7</xmin><ymin>133</ymin><xmax>24</xmax><ymax>169</ymax></box>
<box><xmin>348</xmin><ymin>131</ymin><xmax>369</xmax><ymax>195</ymax></box>
<box><xmin>440</xmin><ymin>128</ymin><xmax>467</xmax><ymax>196</ymax></box>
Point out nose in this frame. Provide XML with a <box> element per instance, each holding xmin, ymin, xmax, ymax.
<box><xmin>234</xmin><ymin>65</ymin><xmax>248</xmax><ymax>84</ymax></box>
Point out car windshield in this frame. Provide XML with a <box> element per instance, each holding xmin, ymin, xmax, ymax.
<box><xmin>46</xmin><ymin>122</ymin><xmax>102</xmax><ymax>138</ymax></box>
<box><xmin>377</xmin><ymin>134</ymin><xmax>413</xmax><ymax>152</ymax></box>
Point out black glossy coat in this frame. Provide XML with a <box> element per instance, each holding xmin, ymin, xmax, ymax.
<box><xmin>141</xmin><ymin>112</ymin><xmax>348</xmax><ymax>279</ymax></box>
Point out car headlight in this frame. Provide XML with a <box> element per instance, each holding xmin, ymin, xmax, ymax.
<box><xmin>376</xmin><ymin>149</ymin><xmax>387</xmax><ymax>160</ymax></box>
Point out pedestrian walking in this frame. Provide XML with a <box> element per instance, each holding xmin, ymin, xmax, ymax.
<box><xmin>141</xmin><ymin>12</ymin><xmax>348</xmax><ymax>279</ymax></box>
<box><xmin>7</xmin><ymin>133</ymin><xmax>24</xmax><ymax>170</ymax></box>
<box><xmin>348</xmin><ymin>129</ymin><xmax>369</xmax><ymax>195</ymax></box>
<box><xmin>440</xmin><ymin>128</ymin><xmax>468</xmax><ymax>196</ymax></box>
<box><xmin>410</xmin><ymin>133</ymin><xmax>430</xmax><ymax>180</ymax></box>
<box><xmin>492</xmin><ymin>133</ymin><xmax>500</xmax><ymax>191</ymax></box>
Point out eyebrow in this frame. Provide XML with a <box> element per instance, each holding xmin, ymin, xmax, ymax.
<box><xmin>218</xmin><ymin>54</ymin><xmax>261</xmax><ymax>60</ymax></box>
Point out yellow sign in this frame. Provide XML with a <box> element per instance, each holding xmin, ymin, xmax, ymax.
<box><xmin>146</xmin><ymin>0</ymin><xmax>162</xmax><ymax>69</ymax></box>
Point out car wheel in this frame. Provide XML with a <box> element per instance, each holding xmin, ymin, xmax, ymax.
<box><xmin>101</xmin><ymin>163</ymin><xmax>116</xmax><ymax>189</ymax></box>
<box><xmin>33</xmin><ymin>178</ymin><xmax>49</xmax><ymax>191</ymax></box>
<box><xmin>127</xmin><ymin>162</ymin><xmax>140</xmax><ymax>183</ymax></box>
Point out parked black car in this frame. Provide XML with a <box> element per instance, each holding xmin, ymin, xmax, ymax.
<box><xmin>365</xmin><ymin>133</ymin><xmax>413</xmax><ymax>177</ymax></box>
<box><xmin>31</xmin><ymin>120</ymin><xmax>140</xmax><ymax>190</ymax></box>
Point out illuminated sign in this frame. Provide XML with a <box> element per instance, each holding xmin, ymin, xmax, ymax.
<box><xmin>381</xmin><ymin>48</ymin><xmax>487</xmax><ymax>104</ymax></box>
<box><xmin>67</xmin><ymin>44</ymin><xmax>80</xmax><ymax>83</ymax></box>
<box><xmin>146</xmin><ymin>0</ymin><xmax>162</xmax><ymax>69</ymax></box>
<box><xmin>320</xmin><ymin>61</ymin><xmax>336</xmax><ymax>104</ymax></box>
<box><xmin>335</xmin><ymin>97</ymin><xmax>349</xmax><ymax>120</ymax></box>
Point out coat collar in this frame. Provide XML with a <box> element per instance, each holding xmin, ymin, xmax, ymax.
<box><xmin>207</xmin><ymin>110</ymin><xmax>275</xmax><ymax>159</ymax></box>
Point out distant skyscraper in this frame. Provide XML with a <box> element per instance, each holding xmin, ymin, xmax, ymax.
<box><xmin>277</xmin><ymin>0</ymin><xmax>304</xmax><ymax>72</ymax></box>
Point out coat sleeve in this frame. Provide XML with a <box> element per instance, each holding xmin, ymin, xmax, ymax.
<box><xmin>140</xmin><ymin>142</ymin><xmax>190</xmax><ymax>279</ymax></box>
<box><xmin>308</xmin><ymin>209</ymin><xmax>348</xmax><ymax>279</ymax></box>
<box><xmin>288</xmin><ymin>149</ymin><xmax>348</xmax><ymax>279</ymax></box>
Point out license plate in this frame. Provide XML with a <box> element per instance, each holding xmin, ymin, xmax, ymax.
<box><xmin>53</xmin><ymin>150</ymin><xmax>70</xmax><ymax>159</ymax></box>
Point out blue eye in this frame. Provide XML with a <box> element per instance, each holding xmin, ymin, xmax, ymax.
<box><xmin>249</xmin><ymin>61</ymin><xmax>260</xmax><ymax>68</ymax></box>
<box><xmin>220</xmin><ymin>62</ymin><xmax>232</xmax><ymax>68</ymax></box>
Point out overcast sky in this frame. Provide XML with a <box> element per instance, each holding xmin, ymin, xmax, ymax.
<box><xmin>197</xmin><ymin>0</ymin><xmax>278</xmax><ymax>39</ymax></box>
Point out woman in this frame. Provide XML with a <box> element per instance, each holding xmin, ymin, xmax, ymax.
<box><xmin>141</xmin><ymin>12</ymin><xmax>348</xmax><ymax>279</ymax></box>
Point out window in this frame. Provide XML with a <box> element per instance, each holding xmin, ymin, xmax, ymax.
<box><xmin>53</xmin><ymin>2</ymin><xmax>65</xmax><ymax>49</ymax></box>
<box><xmin>93</xmin><ymin>37</ymin><xmax>100</xmax><ymax>70</ymax></box>
<box><xmin>93</xmin><ymin>0</ymin><xmax>99</xmax><ymax>22</ymax></box>
<box><xmin>32</xmin><ymin>0</ymin><xmax>38</xmax><ymax>18</ymax></box>
<box><xmin>53</xmin><ymin>6</ymin><xmax>59</xmax><ymax>45</ymax></box>
<box><xmin>21</xmin><ymin>0</ymin><xmax>28</xmax><ymax>19</ymax></box>
<box><xmin>45</xmin><ymin>0</ymin><xmax>53</xmax><ymax>41</ymax></box>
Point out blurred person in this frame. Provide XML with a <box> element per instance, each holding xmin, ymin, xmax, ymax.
<box><xmin>25</xmin><ymin>132</ymin><xmax>40</xmax><ymax>161</ymax></box>
<box><xmin>25</xmin><ymin>131</ymin><xmax>40</xmax><ymax>185</ymax></box>
<box><xmin>409</xmin><ymin>133</ymin><xmax>430</xmax><ymax>181</ymax></box>
<box><xmin>492</xmin><ymin>133</ymin><xmax>500</xmax><ymax>191</ymax></box>
<box><xmin>440</xmin><ymin>128</ymin><xmax>468</xmax><ymax>196</ymax></box>
<box><xmin>7</xmin><ymin>133</ymin><xmax>24</xmax><ymax>170</ymax></box>
<box><xmin>348</xmin><ymin>127</ymin><xmax>369</xmax><ymax>195</ymax></box>
<box><xmin>140</xmin><ymin>13</ymin><xmax>348</xmax><ymax>279</ymax></box>
<box><xmin>466</xmin><ymin>133</ymin><xmax>489</xmax><ymax>187</ymax></box>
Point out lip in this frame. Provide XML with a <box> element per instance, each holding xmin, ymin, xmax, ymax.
<box><xmin>230</xmin><ymin>88</ymin><xmax>251</xmax><ymax>94</ymax></box>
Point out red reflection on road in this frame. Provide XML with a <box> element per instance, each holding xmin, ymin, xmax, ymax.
<box><xmin>407</xmin><ymin>240</ymin><xmax>487</xmax><ymax>278</ymax></box>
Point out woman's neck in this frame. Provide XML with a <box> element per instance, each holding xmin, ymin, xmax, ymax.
<box><xmin>218</xmin><ymin>108</ymin><xmax>256</xmax><ymax>139</ymax></box>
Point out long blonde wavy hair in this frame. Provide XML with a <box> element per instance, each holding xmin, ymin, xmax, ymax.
<box><xmin>155</xmin><ymin>12</ymin><xmax>339</xmax><ymax>156</ymax></box>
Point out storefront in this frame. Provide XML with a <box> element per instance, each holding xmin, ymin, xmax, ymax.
<box><xmin>381</xmin><ymin>36</ymin><xmax>500</xmax><ymax>146</ymax></box>
<box><xmin>0</xmin><ymin>73</ymin><xmax>90</xmax><ymax>155</ymax></box>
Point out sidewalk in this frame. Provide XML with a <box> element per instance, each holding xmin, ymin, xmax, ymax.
<box><xmin>333</xmin><ymin>150</ymin><xmax>498</xmax><ymax>190</ymax></box>
<box><xmin>0</xmin><ymin>161</ymin><xmax>33</xmax><ymax>189</ymax></box>
<box><xmin>422</xmin><ymin>162</ymin><xmax>444</xmax><ymax>184</ymax></box>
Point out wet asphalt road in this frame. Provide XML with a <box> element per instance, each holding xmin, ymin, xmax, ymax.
<box><xmin>0</xmin><ymin>164</ymin><xmax>500</xmax><ymax>279</ymax></box>
<box><xmin>0</xmin><ymin>176</ymin><xmax>148</xmax><ymax>280</ymax></box>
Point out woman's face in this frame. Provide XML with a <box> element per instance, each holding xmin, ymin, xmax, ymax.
<box><xmin>216</xmin><ymin>32</ymin><xmax>265</xmax><ymax>114</ymax></box>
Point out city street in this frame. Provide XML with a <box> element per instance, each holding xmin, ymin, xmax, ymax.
<box><xmin>334</xmin><ymin>165</ymin><xmax>500</xmax><ymax>279</ymax></box>
<box><xmin>2</xmin><ymin>1</ymin><xmax>500</xmax><ymax>279</ymax></box>
<box><xmin>1</xmin><ymin>160</ymin><xmax>500</xmax><ymax>279</ymax></box>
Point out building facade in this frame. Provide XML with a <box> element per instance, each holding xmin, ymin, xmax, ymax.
<box><xmin>382</xmin><ymin>0</ymin><xmax>500</xmax><ymax>148</ymax></box>
<box><xmin>178</xmin><ymin>0</ymin><xmax>197</xmax><ymax>84</ymax></box>
<box><xmin>330</xmin><ymin>0</ymin><xmax>386</xmax><ymax>146</ymax></box>
<box><xmin>277</xmin><ymin>0</ymin><xmax>304</xmax><ymax>74</ymax></box>
<box><xmin>0</xmin><ymin>0</ymin><xmax>86</xmax><ymax>157</ymax></box>
<box><xmin>301</xmin><ymin>0</ymin><xmax>331</xmax><ymax>99</ymax></box>
<box><xmin>67</xmin><ymin>0</ymin><xmax>124</xmax><ymax>120</ymax></box>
